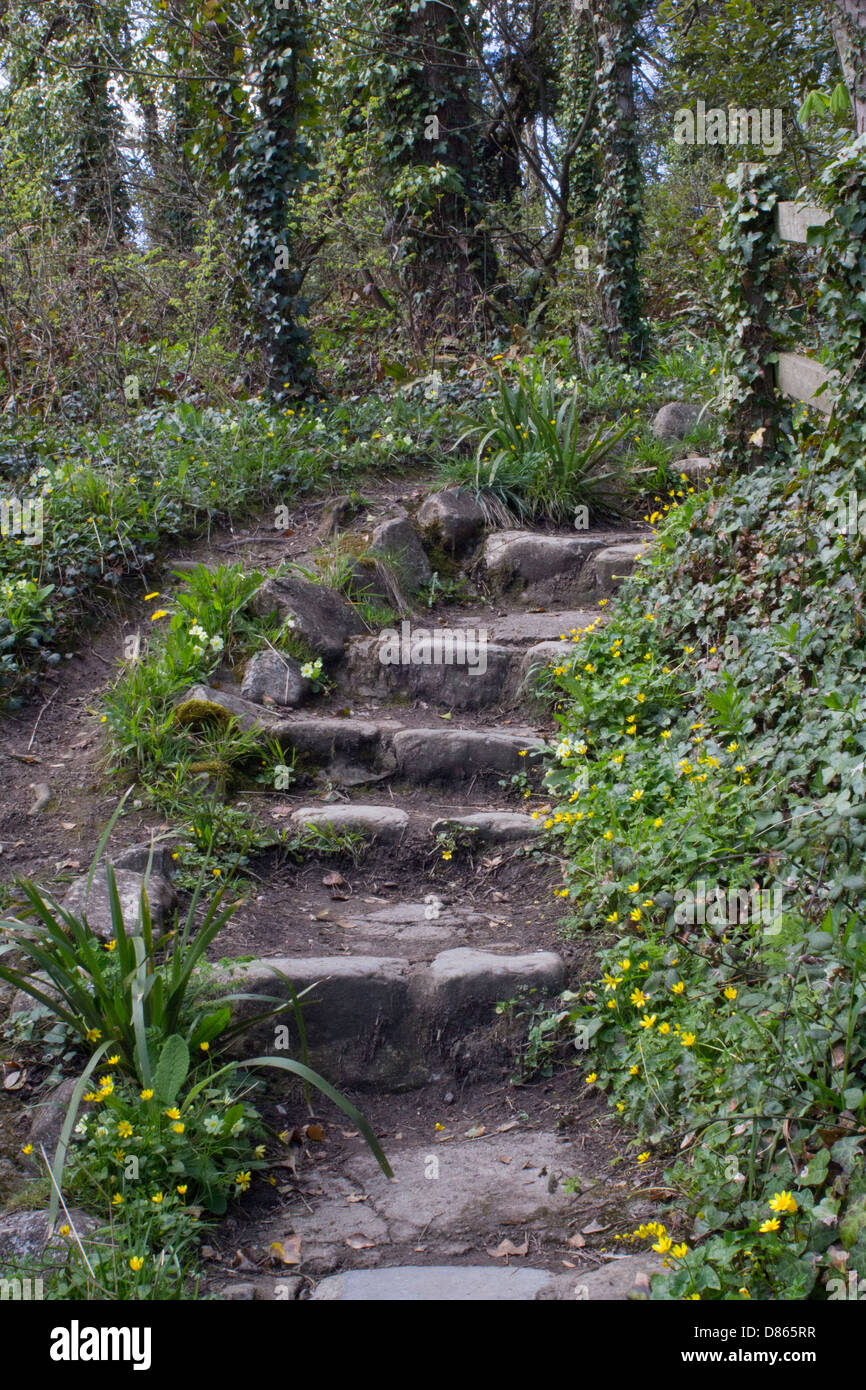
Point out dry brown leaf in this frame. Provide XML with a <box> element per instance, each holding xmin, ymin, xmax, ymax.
<box><xmin>464</xmin><ymin>1124</ymin><xmax>486</xmax><ymax>1139</ymax></box>
<box><xmin>567</xmin><ymin>1233</ymin><xmax>586</xmax><ymax>1249</ymax></box>
<box><xmin>305</xmin><ymin>1123</ymin><xmax>326</xmax><ymax>1142</ymax></box>
<box><xmin>345</xmin><ymin>1234</ymin><xmax>376</xmax><ymax>1250</ymax></box>
<box><xmin>270</xmin><ymin>1236</ymin><xmax>301</xmax><ymax>1266</ymax></box>
<box><xmin>487</xmin><ymin>1238</ymin><xmax>529</xmax><ymax>1259</ymax></box>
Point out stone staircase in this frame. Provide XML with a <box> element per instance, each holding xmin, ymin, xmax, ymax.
<box><xmin>51</xmin><ymin>488</ymin><xmax>682</xmax><ymax>1299</ymax></box>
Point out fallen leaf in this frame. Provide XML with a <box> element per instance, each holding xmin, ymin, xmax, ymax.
<box><xmin>304</xmin><ymin>1123</ymin><xmax>326</xmax><ymax>1142</ymax></box>
<box><xmin>464</xmin><ymin>1124</ymin><xmax>486</xmax><ymax>1139</ymax></box>
<box><xmin>581</xmin><ymin>1219</ymin><xmax>609</xmax><ymax>1235</ymax></box>
<box><xmin>496</xmin><ymin>1120</ymin><xmax>519</xmax><ymax>1133</ymax></box>
<box><xmin>567</xmin><ymin>1233</ymin><xmax>586</xmax><ymax>1249</ymax></box>
<box><xmin>345</xmin><ymin>1235</ymin><xmax>376</xmax><ymax>1250</ymax></box>
<box><xmin>270</xmin><ymin>1236</ymin><xmax>301</xmax><ymax>1266</ymax></box>
<box><xmin>61</xmin><ymin>822</ymin><xmax>77</xmax><ymax>831</ymax></box>
<box><xmin>322</xmin><ymin>871</ymin><xmax>345</xmax><ymax>888</ymax></box>
<box><xmin>487</xmin><ymin>1238</ymin><xmax>529</xmax><ymax>1259</ymax></box>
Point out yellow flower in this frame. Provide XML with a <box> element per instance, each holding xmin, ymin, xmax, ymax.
<box><xmin>104</xmin><ymin>940</ymin><xmax>117</xmax><ymax>952</ymax></box>
<box><xmin>140</xmin><ymin>1089</ymin><xmax>154</xmax><ymax>1100</ymax></box>
<box><xmin>165</xmin><ymin>1107</ymin><xmax>181</xmax><ymax>1120</ymax></box>
<box><xmin>724</xmin><ymin>986</ymin><xmax>738</xmax><ymax>1000</ymax></box>
<box><xmin>441</xmin><ymin>850</ymin><xmax>452</xmax><ymax>861</ymax></box>
<box><xmin>658</xmin><ymin>1022</ymin><xmax>670</xmax><ymax>1035</ymax></box>
<box><xmin>435</xmin><ymin>1122</ymin><xmax>445</xmax><ymax>1131</ymax></box>
<box><xmin>603</xmin><ymin>829</ymin><xmax>613</xmax><ymax>840</ymax></box>
<box><xmin>640</xmin><ymin>1014</ymin><xmax>657</xmax><ymax>1029</ymax></box>
<box><xmin>739</xmin><ymin>1288</ymin><xmax>751</xmax><ymax>1298</ymax></box>
<box><xmin>629</xmin><ymin>1065</ymin><xmax>639</xmax><ymax>1075</ymax></box>
<box><xmin>108</xmin><ymin>1054</ymin><xmax>120</xmax><ymax>1065</ymax></box>
<box><xmin>759</xmin><ymin>1218</ymin><xmax>780</xmax><ymax>1233</ymax></box>
<box><xmin>85</xmin><ymin>1027</ymin><xmax>102</xmax><ymax>1043</ymax></box>
<box><xmin>117</xmin><ymin>1121</ymin><xmax>133</xmax><ymax>1139</ymax></box>
<box><xmin>627</xmin><ymin>882</ymin><xmax>639</xmax><ymax>893</ymax></box>
<box><xmin>518</xmin><ymin>749</ymin><xmax>527</xmax><ymax>757</ymax></box>
<box><xmin>585</xmin><ymin>1073</ymin><xmax>597</xmax><ymax>1084</ymax></box>
<box><xmin>172</xmin><ymin>1122</ymin><xmax>185</xmax><ymax>1134</ymax></box>
<box><xmin>672</xmin><ymin>1243</ymin><xmax>688</xmax><ymax>1259</ymax></box>
<box><xmin>681</xmin><ymin>1032</ymin><xmax>696</xmax><ymax>1047</ymax></box>
<box><xmin>200</xmin><ymin>1041</ymin><xmax>210</xmax><ymax>1051</ymax></box>
<box><xmin>671</xmin><ymin>981</ymin><xmax>685</xmax><ymax>995</ymax></box>
<box><xmin>637</xmin><ymin>1151</ymin><xmax>651</xmax><ymax>1164</ymax></box>
<box><xmin>112</xmin><ymin>1193</ymin><xmax>123</xmax><ymax>1206</ymax></box>
<box><xmin>151</xmin><ymin>1192</ymin><xmax>164</xmax><ymax>1204</ymax></box>
<box><xmin>129</xmin><ymin>1256</ymin><xmax>144</xmax><ymax>1272</ymax></box>
<box><xmin>652</xmin><ymin>1233</ymin><xmax>673</xmax><ymax>1253</ymax></box>
<box><xmin>144</xmin><ymin>591</ymin><xmax>159</xmax><ymax>601</ymax></box>
<box><xmin>606</xmin><ymin>911</ymin><xmax>618</xmax><ymax>923</ymax></box>
<box><xmin>177</xmin><ymin>1184</ymin><xmax>188</xmax><ymax>1195</ymax></box>
<box><xmin>631</xmin><ymin>788</ymin><xmax>643</xmax><ymax>801</ymax></box>
<box><xmin>150</xmin><ymin>609</ymin><xmax>169</xmax><ymax>621</ymax></box>
<box><xmin>235</xmin><ymin>1170</ymin><xmax>251</xmax><ymax>1192</ymax></box>
<box><xmin>653</xmin><ymin>817</ymin><xmax>663</xmax><ymax>827</ymax></box>
<box><xmin>21</xmin><ymin>1143</ymin><xmax>33</xmax><ymax>1155</ymax></box>
<box><xmin>769</xmin><ymin>1191</ymin><xmax>798</xmax><ymax>1214</ymax></box>
<box><xmin>629</xmin><ymin>988</ymin><xmax>647</xmax><ymax>1008</ymax></box>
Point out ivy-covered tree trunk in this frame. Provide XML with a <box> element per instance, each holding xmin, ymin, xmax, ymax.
<box><xmin>230</xmin><ymin>1</ymin><xmax>316</xmax><ymax>397</ymax></box>
<box><xmin>828</xmin><ymin>0</ymin><xmax>866</xmax><ymax>134</ymax></box>
<box><xmin>59</xmin><ymin>0</ymin><xmax>131</xmax><ymax>241</ymax></box>
<box><xmin>381</xmin><ymin>0</ymin><xmax>498</xmax><ymax>343</ymax></box>
<box><xmin>594</xmin><ymin>0</ymin><xmax>647</xmax><ymax>361</ymax></box>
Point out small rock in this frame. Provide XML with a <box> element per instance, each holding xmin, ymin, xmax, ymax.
<box><xmin>240</xmin><ymin>649</ymin><xmax>309</xmax><ymax>707</ymax></box>
<box><xmin>417</xmin><ymin>490</ymin><xmax>485</xmax><ymax>553</ymax></box>
<box><xmin>651</xmin><ymin>401</ymin><xmax>701</xmax><ymax>442</ymax></box>
<box><xmin>0</xmin><ymin>1207</ymin><xmax>98</xmax><ymax>1263</ymax></box>
<box><xmin>250</xmin><ymin>573</ymin><xmax>364</xmax><ymax>662</ymax></box>
<box><xmin>289</xmin><ymin>804</ymin><xmax>409</xmax><ymax>843</ymax></box>
<box><xmin>62</xmin><ymin>867</ymin><xmax>175</xmax><ymax>942</ymax></box>
<box><xmin>368</xmin><ymin>514</ymin><xmax>431</xmax><ymax>594</ymax></box>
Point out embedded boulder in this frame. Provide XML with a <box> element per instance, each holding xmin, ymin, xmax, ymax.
<box><xmin>417</xmin><ymin>489</ymin><xmax>486</xmax><ymax>554</ymax></box>
<box><xmin>249</xmin><ymin>573</ymin><xmax>365</xmax><ymax>662</ymax></box>
<box><xmin>240</xmin><ymin>648</ymin><xmax>309</xmax><ymax>707</ymax></box>
<box><xmin>651</xmin><ymin>401</ymin><xmax>701</xmax><ymax>442</ymax></box>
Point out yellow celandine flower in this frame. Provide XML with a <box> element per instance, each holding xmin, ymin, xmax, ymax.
<box><xmin>616</xmin><ymin>1102</ymin><xmax>625</xmax><ymax>1112</ymax></box>
<box><xmin>658</xmin><ymin>1022</ymin><xmax>670</xmax><ymax>1035</ymax></box>
<box><xmin>639</xmin><ymin>961</ymin><xmax>649</xmax><ymax>970</ymax></box>
<box><xmin>141</xmin><ymin>1089</ymin><xmax>154</xmax><ymax>1100</ymax></box>
<box><xmin>653</xmin><ymin>1234</ymin><xmax>673</xmax><ymax>1253</ymax></box>
<box><xmin>619</xmin><ymin>959</ymin><xmax>631</xmax><ymax>971</ymax></box>
<box><xmin>724</xmin><ymin>986</ymin><xmax>738</xmax><ymax>1001</ymax></box>
<box><xmin>518</xmin><ymin>749</ymin><xmax>527</xmax><ymax>757</ymax></box>
<box><xmin>585</xmin><ymin>1073</ymin><xmax>597</xmax><ymax>1084</ymax></box>
<box><xmin>151</xmin><ymin>1193</ymin><xmax>164</xmax><ymax>1204</ymax></box>
<box><xmin>739</xmin><ymin>1288</ymin><xmax>751</xmax><ymax>1298</ymax></box>
<box><xmin>104</xmin><ymin>940</ymin><xmax>117</xmax><ymax>952</ymax></box>
<box><xmin>144</xmin><ymin>592</ymin><xmax>159</xmax><ymax>601</ymax></box>
<box><xmin>177</xmin><ymin>1185</ymin><xmax>188</xmax><ymax>1195</ymax></box>
<box><xmin>671</xmin><ymin>981</ymin><xmax>685</xmax><ymax>995</ymax></box>
<box><xmin>672</xmin><ymin>1244</ymin><xmax>688</xmax><ymax>1258</ymax></box>
<box><xmin>628</xmin><ymin>882</ymin><xmax>639</xmax><ymax>893</ymax></box>
<box><xmin>637</xmin><ymin>1152</ymin><xmax>651</xmax><ymax>1164</ymax></box>
<box><xmin>603</xmin><ymin>830</ymin><xmax>613</xmax><ymax>840</ymax></box>
<box><xmin>435</xmin><ymin>1122</ymin><xmax>445</xmax><ymax>1131</ymax></box>
<box><xmin>607</xmin><ymin>999</ymin><xmax>616</xmax><ymax>1008</ymax></box>
<box><xmin>112</xmin><ymin>1194</ymin><xmax>123</xmax><ymax>1206</ymax></box>
<box><xmin>606</xmin><ymin>912</ymin><xmax>618</xmax><ymax>923</ymax></box>
<box><xmin>173</xmin><ymin>1123</ymin><xmax>185</xmax><ymax>1134</ymax></box>
<box><xmin>629</xmin><ymin>989</ymin><xmax>647</xmax><ymax>1008</ymax></box>
<box><xmin>630</xmin><ymin>908</ymin><xmax>642</xmax><ymax>922</ymax></box>
<box><xmin>681</xmin><ymin>1032</ymin><xmax>696</xmax><ymax>1047</ymax></box>
<box><xmin>165</xmin><ymin>1108</ymin><xmax>181</xmax><ymax>1120</ymax></box>
<box><xmin>129</xmin><ymin>1256</ymin><xmax>144</xmax><ymax>1272</ymax></box>
<box><xmin>118</xmin><ymin>1121</ymin><xmax>133</xmax><ymax>1139</ymax></box>
<box><xmin>442</xmin><ymin>850</ymin><xmax>452</xmax><ymax>860</ymax></box>
<box><xmin>769</xmin><ymin>1191</ymin><xmax>798</xmax><ymax>1214</ymax></box>
<box><xmin>631</xmin><ymin>788</ymin><xmax>643</xmax><ymax>801</ymax></box>
<box><xmin>150</xmin><ymin>610</ymin><xmax>169</xmax><ymax>621</ymax></box>
<box><xmin>85</xmin><ymin>1028</ymin><xmax>102</xmax><ymax>1043</ymax></box>
<box><xmin>108</xmin><ymin>1055</ymin><xmax>120</xmax><ymax>1065</ymax></box>
<box><xmin>22</xmin><ymin>1143</ymin><xmax>33</xmax><ymax>1155</ymax></box>
<box><xmin>235</xmin><ymin>1171</ymin><xmax>252</xmax><ymax>1191</ymax></box>
<box><xmin>200</xmin><ymin>1041</ymin><xmax>210</xmax><ymax>1052</ymax></box>
<box><xmin>629</xmin><ymin>1065</ymin><xmax>639</xmax><ymax>1075</ymax></box>
<box><xmin>759</xmin><ymin>1218</ymin><xmax>780</xmax><ymax>1233</ymax></box>
<box><xmin>640</xmin><ymin>1014</ymin><xmax>657</xmax><ymax>1029</ymax></box>
<box><xmin>727</xmin><ymin>741</ymin><xmax>739</xmax><ymax>752</ymax></box>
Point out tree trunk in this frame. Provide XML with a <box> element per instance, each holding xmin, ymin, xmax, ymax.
<box><xmin>829</xmin><ymin>0</ymin><xmax>866</xmax><ymax>134</ymax></box>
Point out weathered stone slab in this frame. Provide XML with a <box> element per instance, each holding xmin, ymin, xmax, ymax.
<box><xmin>312</xmin><ymin>1265</ymin><xmax>554</xmax><ymax>1301</ymax></box>
<box><xmin>393</xmin><ymin>727</ymin><xmax>544</xmax><ymax>781</ymax></box>
<box><xmin>416</xmin><ymin>490</ymin><xmax>486</xmax><ymax>553</ymax></box>
<box><xmin>289</xmin><ymin>805</ymin><xmax>409</xmax><ymax>843</ymax></box>
<box><xmin>62</xmin><ymin>867</ymin><xmax>175</xmax><ymax>942</ymax></box>
<box><xmin>431</xmin><ymin>811</ymin><xmax>545</xmax><ymax>844</ymax></box>
<box><xmin>591</xmin><ymin>541</ymin><xmax>648</xmax><ymax>592</ymax></box>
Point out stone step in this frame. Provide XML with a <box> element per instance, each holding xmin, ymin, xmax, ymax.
<box><xmin>183</xmin><ymin>685</ymin><xmax>548</xmax><ymax>786</ymax></box>
<box><xmin>221</xmin><ymin>947</ymin><xmax>565</xmax><ymax>1090</ymax></box>
<box><xmin>589</xmin><ymin>540</ymin><xmax>649</xmax><ymax>593</ymax></box>
<box><xmin>309</xmin><ymin>1256</ymin><xmax>662</xmax><ymax>1301</ymax></box>
<box><xmin>289</xmin><ymin>803</ymin><xmax>546</xmax><ymax>847</ymax></box>
<box><xmin>481</xmin><ymin>528</ymin><xmax>643</xmax><ymax>604</ymax></box>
